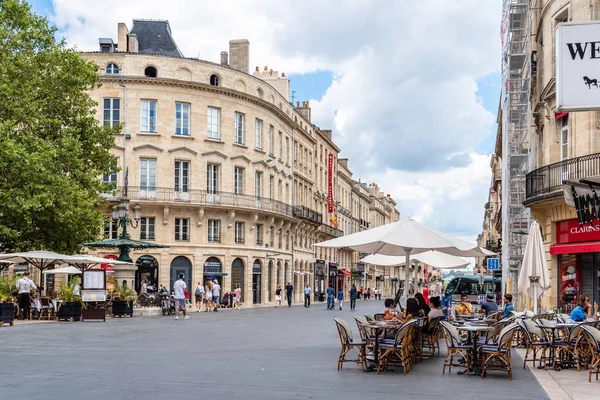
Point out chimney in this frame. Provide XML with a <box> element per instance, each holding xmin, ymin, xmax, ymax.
<box><xmin>220</xmin><ymin>51</ymin><xmax>229</xmax><ymax>66</ymax></box>
<box><xmin>128</xmin><ymin>34</ymin><xmax>138</xmax><ymax>53</ymax></box>
<box><xmin>229</xmin><ymin>39</ymin><xmax>250</xmax><ymax>73</ymax></box>
<box><xmin>117</xmin><ymin>22</ymin><xmax>129</xmax><ymax>52</ymax></box>
<box><xmin>297</xmin><ymin>100</ymin><xmax>312</xmax><ymax>121</ymax></box>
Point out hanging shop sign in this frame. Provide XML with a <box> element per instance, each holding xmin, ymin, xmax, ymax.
<box><xmin>327</xmin><ymin>153</ymin><xmax>334</xmax><ymax>212</ymax></box>
<box><xmin>556</xmin><ymin>21</ymin><xmax>600</xmax><ymax>111</ymax></box>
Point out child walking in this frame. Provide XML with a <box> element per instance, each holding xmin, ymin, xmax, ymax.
<box><xmin>337</xmin><ymin>288</ymin><xmax>344</xmax><ymax>311</ymax></box>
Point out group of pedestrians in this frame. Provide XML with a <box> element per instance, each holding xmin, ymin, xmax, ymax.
<box><xmin>193</xmin><ymin>279</ymin><xmax>224</xmax><ymax>313</ymax></box>
<box><xmin>275</xmin><ymin>282</ymin><xmax>294</xmax><ymax>307</ymax></box>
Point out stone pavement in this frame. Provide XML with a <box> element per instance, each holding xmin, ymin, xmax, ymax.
<box><xmin>0</xmin><ymin>300</ymin><xmax>547</xmax><ymax>400</ymax></box>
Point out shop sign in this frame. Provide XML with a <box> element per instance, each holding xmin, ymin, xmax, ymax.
<box><xmin>557</xmin><ymin>219</ymin><xmax>600</xmax><ymax>243</ymax></box>
<box><xmin>327</xmin><ymin>153</ymin><xmax>334</xmax><ymax>212</ymax></box>
<box><xmin>252</xmin><ymin>260</ymin><xmax>262</xmax><ymax>274</ymax></box>
<box><xmin>13</xmin><ymin>264</ymin><xmax>29</xmax><ymax>272</ymax></box>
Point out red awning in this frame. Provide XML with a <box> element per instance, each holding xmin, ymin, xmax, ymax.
<box><xmin>550</xmin><ymin>242</ymin><xmax>600</xmax><ymax>255</ymax></box>
<box><xmin>339</xmin><ymin>269</ymin><xmax>351</xmax><ymax>277</ymax></box>
<box><xmin>555</xmin><ymin>112</ymin><xmax>568</xmax><ymax>120</ymax></box>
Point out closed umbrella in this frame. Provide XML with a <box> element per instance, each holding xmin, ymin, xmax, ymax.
<box><xmin>518</xmin><ymin>221</ymin><xmax>550</xmax><ymax>312</ymax></box>
<box><xmin>315</xmin><ymin>218</ymin><xmax>494</xmax><ymax>298</ymax></box>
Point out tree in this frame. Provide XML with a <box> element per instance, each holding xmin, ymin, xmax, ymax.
<box><xmin>0</xmin><ymin>0</ymin><xmax>118</xmax><ymax>253</ymax></box>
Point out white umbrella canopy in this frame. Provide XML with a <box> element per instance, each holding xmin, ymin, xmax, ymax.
<box><xmin>42</xmin><ymin>266</ymin><xmax>81</xmax><ymax>275</ymax></box>
<box><xmin>518</xmin><ymin>221</ymin><xmax>550</xmax><ymax>312</ymax></box>
<box><xmin>315</xmin><ymin>218</ymin><xmax>493</xmax><ymax>298</ymax></box>
<box><xmin>360</xmin><ymin>251</ymin><xmax>470</xmax><ymax>269</ymax></box>
<box><xmin>65</xmin><ymin>255</ymin><xmax>133</xmax><ymax>271</ymax></box>
<box><xmin>0</xmin><ymin>250</ymin><xmax>80</xmax><ymax>271</ymax></box>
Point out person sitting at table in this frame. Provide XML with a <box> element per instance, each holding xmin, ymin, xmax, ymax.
<box><xmin>454</xmin><ymin>294</ymin><xmax>474</xmax><ymax>316</ymax></box>
<box><xmin>502</xmin><ymin>294</ymin><xmax>514</xmax><ymax>318</ymax></box>
<box><xmin>583</xmin><ymin>295</ymin><xmax>599</xmax><ymax>321</ymax></box>
<box><xmin>414</xmin><ymin>292</ymin><xmax>430</xmax><ymax>317</ymax></box>
<box><xmin>480</xmin><ymin>293</ymin><xmax>498</xmax><ymax>315</ymax></box>
<box><xmin>428</xmin><ymin>297</ymin><xmax>445</xmax><ymax>322</ymax></box>
<box><xmin>571</xmin><ymin>295</ymin><xmax>598</xmax><ymax>322</ymax></box>
<box><xmin>383</xmin><ymin>298</ymin><xmax>401</xmax><ymax>321</ymax></box>
<box><xmin>403</xmin><ymin>298</ymin><xmax>420</xmax><ymax>323</ymax></box>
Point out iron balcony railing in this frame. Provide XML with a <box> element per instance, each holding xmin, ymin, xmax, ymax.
<box><xmin>106</xmin><ymin>186</ymin><xmax>296</xmax><ymax>219</ymax></box>
<box><xmin>292</xmin><ymin>205</ymin><xmax>323</xmax><ymax>224</ymax></box>
<box><xmin>526</xmin><ymin>153</ymin><xmax>600</xmax><ymax>200</ymax></box>
<box><xmin>318</xmin><ymin>224</ymin><xmax>344</xmax><ymax>238</ymax></box>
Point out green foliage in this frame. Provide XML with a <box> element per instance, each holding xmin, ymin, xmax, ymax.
<box><xmin>0</xmin><ymin>274</ymin><xmax>17</xmax><ymax>302</ymax></box>
<box><xmin>112</xmin><ymin>280</ymin><xmax>136</xmax><ymax>301</ymax></box>
<box><xmin>59</xmin><ymin>275</ymin><xmax>81</xmax><ymax>303</ymax></box>
<box><xmin>0</xmin><ymin>0</ymin><xmax>118</xmax><ymax>253</ymax></box>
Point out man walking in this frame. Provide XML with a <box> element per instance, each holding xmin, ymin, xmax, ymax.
<box><xmin>173</xmin><ymin>273</ymin><xmax>189</xmax><ymax>320</ymax></box>
<box><xmin>327</xmin><ymin>284</ymin><xmax>334</xmax><ymax>310</ymax></box>
<box><xmin>350</xmin><ymin>284</ymin><xmax>357</xmax><ymax>311</ymax></box>
<box><xmin>212</xmin><ymin>279</ymin><xmax>221</xmax><ymax>311</ymax></box>
<box><xmin>16</xmin><ymin>271</ymin><xmax>37</xmax><ymax>320</ymax></box>
<box><xmin>285</xmin><ymin>282</ymin><xmax>294</xmax><ymax>307</ymax></box>
<box><xmin>304</xmin><ymin>284</ymin><xmax>311</xmax><ymax>308</ymax></box>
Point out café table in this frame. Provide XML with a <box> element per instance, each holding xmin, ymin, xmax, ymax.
<box><xmin>536</xmin><ymin>321</ymin><xmax>579</xmax><ymax>371</ymax></box>
<box><xmin>357</xmin><ymin>320</ymin><xmax>401</xmax><ymax>372</ymax></box>
<box><xmin>455</xmin><ymin>324</ymin><xmax>494</xmax><ymax>376</ymax></box>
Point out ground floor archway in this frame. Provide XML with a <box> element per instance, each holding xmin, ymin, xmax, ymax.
<box><xmin>135</xmin><ymin>255</ymin><xmax>159</xmax><ymax>292</ymax></box>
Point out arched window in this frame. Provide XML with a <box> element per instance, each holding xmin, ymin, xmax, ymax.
<box><xmin>106</xmin><ymin>63</ymin><xmax>119</xmax><ymax>75</ymax></box>
<box><xmin>256</xmin><ymin>88</ymin><xmax>264</xmax><ymax>98</ymax></box>
<box><xmin>144</xmin><ymin>66</ymin><xmax>157</xmax><ymax>78</ymax></box>
<box><xmin>210</xmin><ymin>74</ymin><xmax>220</xmax><ymax>86</ymax></box>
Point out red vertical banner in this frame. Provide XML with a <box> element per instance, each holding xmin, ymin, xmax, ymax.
<box><xmin>327</xmin><ymin>153</ymin><xmax>334</xmax><ymax>213</ymax></box>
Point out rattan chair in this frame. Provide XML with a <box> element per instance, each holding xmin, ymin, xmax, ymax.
<box><xmin>38</xmin><ymin>297</ymin><xmax>53</xmax><ymax>320</ymax></box>
<box><xmin>377</xmin><ymin>319</ymin><xmax>417</xmax><ymax>375</ymax></box>
<box><xmin>422</xmin><ymin>316</ymin><xmax>444</xmax><ymax>355</ymax></box>
<box><xmin>479</xmin><ymin>323</ymin><xmax>520</xmax><ymax>379</ymax></box>
<box><xmin>518</xmin><ymin>319</ymin><xmax>550</xmax><ymax>369</ymax></box>
<box><xmin>334</xmin><ymin>318</ymin><xmax>366</xmax><ymax>371</ymax></box>
<box><xmin>440</xmin><ymin>321</ymin><xmax>472</xmax><ymax>375</ymax></box>
<box><xmin>487</xmin><ymin>311</ymin><xmax>502</xmax><ymax>321</ymax></box>
<box><xmin>580</xmin><ymin>325</ymin><xmax>600</xmax><ymax>382</ymax></box>
<box><xmin>354</xmin><ymin>316</ymin><xmax>376</xmax><ymax>349</ymax></box>
<box><xmin>364</xmin><ymin>315</ymin><xmax>374</xmax><ymax>322</ymax></box>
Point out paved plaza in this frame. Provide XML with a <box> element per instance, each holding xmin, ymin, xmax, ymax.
<box><xmin>0</xmin><ymin>301</ymin><xmax>548</xmax><ymax>400</ymax></box>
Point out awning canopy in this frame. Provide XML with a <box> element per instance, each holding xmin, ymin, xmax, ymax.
<box><xmin>550</xmin><ymin>242</ymin><xmax>600</xmax><ymax>255</ymax></box>
<box><xmin>563</xmin><ymin>176</ymin><xmax>600</xmax><ymax>226</ymax></box>
<box><xmin>338</xmin><ymin>269</ymin><xmax>351</xmax><ymax>277</ymax></box>
<box><xmin>555</xmin><ymin>112</ymin><xmax>568</xmax><ymax>120</ymax></box>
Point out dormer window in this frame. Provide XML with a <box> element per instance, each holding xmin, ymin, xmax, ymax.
<box><xmin>106</xmin><ymin>63</ymin><xmax>119</xmax><ymax>75</ymax></box>
<box><xmin>256</xmin><ymin>88</ymin><xmax>264</xmax><ymax>99</ymax></box>
<box><xmin>210</xmin><ymin>74</ymin><xmax>220</xmax><ymax>86</ymax></box>
<box><xmin>144</xmin><ymin>66</ymin><xmax>157</xmax><ymax>78</ymax></box>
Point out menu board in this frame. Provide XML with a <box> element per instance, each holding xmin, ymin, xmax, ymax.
<box><xmin>82</xmin><ymin>290</ymin><xmax>107</xmax><ymax>302</ymax></box>
<box><xmin>83</xmin><ymin>270</ymin><xmax>106</xmax><ymax>290</ymax></box>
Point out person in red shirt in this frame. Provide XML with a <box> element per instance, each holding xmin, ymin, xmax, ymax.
<box><xmin>422</xmin><ymin>286</ymin><xmax>429</xmax><ymax>306</ymax></box>
<box><xmin>184</xmin><ymin>288</ymin><xmax>190</xmax><ymax>308</ymax></box>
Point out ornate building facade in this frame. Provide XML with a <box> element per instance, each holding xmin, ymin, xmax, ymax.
<box><xmin>84</xmin><ymin>20</ymin><xmax>400</xmax><ymax>305</ymax></box>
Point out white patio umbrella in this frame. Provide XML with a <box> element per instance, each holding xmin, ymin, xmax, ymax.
<box><xmin>518</xmin><ymin>221</ymin><xmax>550</xmax><ymax>313</ymax></box>
<box><xmin>0</xmin><ymin>250</ymin><xmax>80</xmax><ymax>271</ymax></box>
<box><xmin>315</xmin><ymin>218</ymin><xmax>494</xmax><ymax>298</ymax></box>
<box><xmin>360</xmin><ymin>251</ymin><xmax>470</xmax><ymax>270</ymax></box>
<box><xmin>42</xmin><ymin>266</ymin><xmax>82</xmax><ymax>275</ymax></box>
<box><xmin>65</xmin><ymin>255</ymin><xmax>133</xmax><ymax>271</ymax></box>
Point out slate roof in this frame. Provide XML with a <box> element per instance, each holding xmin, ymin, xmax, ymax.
<box><xmin>130</xmin><ymin>19</ymin><xmax>183</xmax><ymax>58</ymax></box>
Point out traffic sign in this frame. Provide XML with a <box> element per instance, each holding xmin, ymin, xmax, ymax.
<box><xmin>487</xmin><ymin>258</ymin><xmax>500</xmax><ymax>271</ymax></box>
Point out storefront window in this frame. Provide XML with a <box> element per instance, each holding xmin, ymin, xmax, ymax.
<box><xmin>559</xmin><ymin>254</ymin><xmax>581</xmax><ymax>313</ymax></box>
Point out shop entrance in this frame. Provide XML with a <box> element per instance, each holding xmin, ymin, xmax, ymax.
<box><xmin>204</xmin><ymin>257</ymin><xmax>224</xmax><ymax>288</ymax></box>
<box><xmin>135</xmin><ymin>255</ymin><xmax>159</xmax><ymax>292</ymax></box>
<box><xmin>170</xmin><ymin>256</ymin><xmax>192</xmax><ymax>292</ymax></box>
<box><xmin>231</xmin><ymin>258</ymin><xmax>244</xmax><ymax>302</ymax></box>
<box><xmin>252</xmin><ymin>259</ymin><xmax>262</xmax><ymax>304</ymax></box>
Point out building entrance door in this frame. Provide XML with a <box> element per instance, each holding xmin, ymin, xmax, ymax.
<box><xmin>252</xmin><ymin>259</ymin><xmax>262</xmax><ymax>304</ymax></box>
<box><xmin>170</xmin><ymin>256</ymin><xmax>192</xmax><ymax>293</ymax></box>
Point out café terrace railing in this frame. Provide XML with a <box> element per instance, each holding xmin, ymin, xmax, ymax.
<box><xmin>526</xmin><ymin>153</ymin><xmax>600</xmax><ymax>201</ymax></box>
<box><xmin>106</xmin><ymin>186</ymin><xmax>296</xmax><ymax>219</ymax></box>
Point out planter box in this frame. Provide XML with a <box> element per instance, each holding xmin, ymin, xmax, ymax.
<box><xmin>112</xmin><ymin>300</ymin><xmax>133</xmax><ymax>318</ymax></box>
<box><xmin>81</xmin><ymin>307</ymin><xmax>106</xmax><ymax>322</ymax></box>
<box><xmin>56</xmin><ymin>302</ymin><xmax>82</xmax><ymax>322</ymax></box>
<box><xmin>0</xmin><ymin>303</ymin><xmax>15</xmax><ymax>327</ymax></box>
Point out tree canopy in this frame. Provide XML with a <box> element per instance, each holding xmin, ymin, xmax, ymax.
<box><xmin>0</xmin><ymin>0</ymin><xmax>118</xmax><ymax>253</ymax></box>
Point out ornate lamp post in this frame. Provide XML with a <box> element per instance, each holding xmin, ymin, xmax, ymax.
<box><xmin>111</xmin><ymin>199</ymin><xmax>142</xmax><ymax>262</ymax></box>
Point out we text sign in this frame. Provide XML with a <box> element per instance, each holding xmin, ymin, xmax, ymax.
<box><xmin>557</xmin><ymin>22</ymin><xmax>600</xmax><ymax>111</ymax></box>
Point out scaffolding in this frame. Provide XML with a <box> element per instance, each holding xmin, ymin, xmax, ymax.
<box><xmin>501</xmin><ymin>0</ymin><xmax>531</xmax><ymax>303</ymax></box>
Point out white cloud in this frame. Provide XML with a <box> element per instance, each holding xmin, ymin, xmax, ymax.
<box><xmin>48</xmin><ymin>0</ymin><xmax>501</xmax><ymax>239</ymax></box>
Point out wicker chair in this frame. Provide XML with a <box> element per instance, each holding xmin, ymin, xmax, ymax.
<box><xmin>518</xmin><ymin>319</ymin><xmax>550</xmax><ymax>369</ymax></box>
<box><xmin>479</xmin><ymin>323</ymin><xmax>520</xmax><ymax>379</ymax></box>
<box><xmin>553</xmin><ymin>323</ymin><xmax>587</xmax><ymax>371</ymax></box>
<box><xmin>354</xmin><ymin>316</ymin><xmax>376</xmax><ymax>349</ymax></box>
<box><xmin>377</xmin><ymin>319</ymin><xmax>417</xmax><ymax>375</ymax></box>
<box><xmin>374</xmin><ymin>313</ymin><xmax>386</xmax><ymax>321</ymax></box>
<box><xmin>487</xmin><ymin>311</ymin><xmax>502</xmax><ymax>321</ymax></box>
<box><xmin>38</xmin><ymin>297</ymin><xmax>53</xmax><ymax>320</ymax></box>
<box><xmin>440</xmin><ymin>321</ymin><xmax>472</xmax><ymax>375</ymax></box>
<box><xmin>580</xmin><ymin>325</ymin><xmax>600</xmax><ymax>382</ymax></box>
<box><xmin>364</xmin><ymin>315</ymin><xmax>374</xmax><ymax>322</ymax></box>
<box><xmin>334</xmin><ymin>318</ymin><xmax>366</xmax><ymax>371</ymax></box>
<box><xmin>422</xmin><ymin>316</ymin><xmax>443</xmax><ymax>356</ymax></box>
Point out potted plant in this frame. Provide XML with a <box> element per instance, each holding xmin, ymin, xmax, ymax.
<box><xmin>0</xmin><ymin>274</ymin><xmax>17</xmax><ymax>327</ymax></box>
<box><xmin>56</xmin><ymin>276</ymin><xmax>82</xmax><ymax>322</ymax></box>
<box><xmin>111</xmin><ymin>281</ymin><xmax>135</xmax><ymax>318</ymax></box>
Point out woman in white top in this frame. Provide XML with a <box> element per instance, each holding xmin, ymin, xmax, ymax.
<box><xmin>205</xmin><ymin>281</ymin><xmax>213</xmax><ymax>312</ymax></box>
<box><xmin>195</xmin><ymin>282</ymin><xmax>205</xmax><ymax>312</ymax></box>
<box><xmin>428</xmin><ymin>296</ymin><xmax>445</xmax><ymax>322</ymax></box>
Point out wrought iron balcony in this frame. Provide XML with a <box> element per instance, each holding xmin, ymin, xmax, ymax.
<box><xmin>526</xmin><ymin>153</ymin><xmax>600</xmax><ymax>202</ymax></box>
<box><xmin>292</xmin><ymin>205</ymin><xmax>323</xmax><ymax>224</ymax></box>
<box><xmin>318</xmin><ymin>223</ymin><xmax>344</xmax><ymax>238</ymax></box>
<box><xmin>105</xmin><ymin>186</ymin><xmax>296</xmax><ymax>219</ymax></box>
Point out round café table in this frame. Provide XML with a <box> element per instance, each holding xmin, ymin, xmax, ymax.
<box><xmin>357</xmin><ymin>320</ymin><xmax>401</xmax><ymax>372</ymax></box>
<box><xmin>455</xmin><ymin>324</ymin><xmax>494</xmax><ymax>376</ymax></box>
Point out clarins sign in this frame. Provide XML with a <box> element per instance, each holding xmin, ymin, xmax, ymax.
<box><xmin>557</xmin><ymin>219</ymin><xmax>600</xmax><ymax>243</ymax></box>
<box><xmin>556</xmin><ymin>22</ymin><xmax>600</xmax><ymax>111</ymax></box>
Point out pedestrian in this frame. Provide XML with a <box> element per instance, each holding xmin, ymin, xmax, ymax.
<box><xmin>285</xmin><ymin>281</ymin><xmax>294</xmax><ymax>307</ymax></box>
<box><xmin>359</xmin><ymin>287</ymin><xmax>363</xmax><ymax>300</ymax></box>
<box><xmin>195</xmin><ymin>282</ymin><xmax>204</xmax><ymax>312</ymax></box>
<box><xmin>337</xmin><ymin>287</ymin><xmax>344</xmax><ymax>310</ymax></box>
<box><xmin>184</xmin><ymin>288</ymin><xmax>190</xmax><ymax>308</ymax></box>
<box><xmin>378</xmin><ymin>288</ymin><xmax>382</xmax><ymax>300</ymax></box>
<box><xmin>173</xmin><ymin>273</ymin><xmax>189</xmax><ymax>320</ymax></box>
<box><xmin>275</xmin><ymin>284</ymin><xmax>282</xmax><ymax>307</ymax></box>
<box><xmin>233</xmin><ymin>284</ymin><xmax>241</xmax><ymax>310</ymax></box>
<box><xmin>304</xmin><ymin>284</ymin><xmax>311</xmax><ymax>308</ymax></box>
<box><xmin>205</xmin><ymin>280</ymin><xmax>213</xmax><ymax>312</ymax></box>
<box><xmin>16</xmin><ymin>271</ymin><xmax>37</xmax><ymax>320</ymax></box>
<box><xmin>367</xmin><ymin>288</ymin><xmax>371</xmax><ymax>300</ymax></box>
<box><xmin>350</xmin><ymin>284</ymin><xmax>357</xmax><ymax>311</ymax></box>
<box><xmin>212</xmin><ymin>279</ymin><xmax>221</xmax><ymax>311</ymax></box>
<box><xmin>327</xmin><ymin>284</ymin><xmax>334</xmax><ymax>310</ymax></box>
<box><xmin>140</xmin><ymin>280</ymin><xmax>147</xmax><ymax>295</ymax></box>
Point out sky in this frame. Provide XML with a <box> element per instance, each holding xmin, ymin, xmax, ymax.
<box><xmin>28</xmin><ymin>0</ymin><xmax>502</xmax><ymax>246</ymax></box>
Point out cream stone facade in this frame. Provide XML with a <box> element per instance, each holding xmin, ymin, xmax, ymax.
<box><xmin>81</xmin><ymin>20</ymin><xmax>400</xmax><ymax>305</ymax></box>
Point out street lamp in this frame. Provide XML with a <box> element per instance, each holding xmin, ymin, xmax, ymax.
<box><xmin>111</xmin><ymin>198</ymin><xmax>142</xmax><ymax>261</ymax></box>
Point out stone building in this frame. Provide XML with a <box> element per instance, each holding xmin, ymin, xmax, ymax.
<box><xmin>82</xmin><ymin>19</ymin><xmax>400</xmax><ymax>305</ymax></box>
